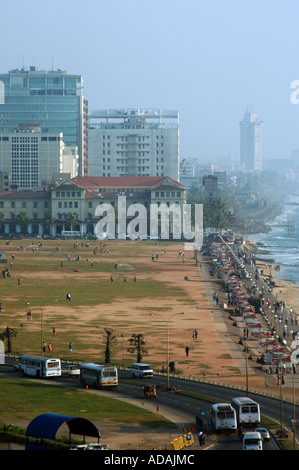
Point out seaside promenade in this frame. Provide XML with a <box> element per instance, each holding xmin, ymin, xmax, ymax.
<box><xmin>202</xmin><ymin>238</ymin><xmax>299</xmax><ymax>393</ymax></box>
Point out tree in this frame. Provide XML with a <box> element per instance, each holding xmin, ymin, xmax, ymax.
<box><xmin>204</xmin><ymin>198</ymin><xmax>235</xmax><ymax>231</ymax></box>
<box><xmin>15</xmin><ymin>212</ymin><xmax>30</xmax><ymax>235</ymax></box>
<box><xmin>127</xmin><ymin>333</ymin><xmax>148</xmax><ymax>363</ymax></box>
<box><xmin>43</xmin><ymin>212</ymin><xmax>55</xmax><ymax>235</ymax></box>
<box><xmin>103</xmin><ymin>328</ymin><xmax>117</xmax><ymax>363</ymax></box>
<box><xmin>66</xmin><ymin>212</ymin><xmax>79</xmax><ymax>230</ymax></box>
<box><xmin>0</xmin><ymin>326</ymin><xmax>17</xmax><ymax>353</ymax></box>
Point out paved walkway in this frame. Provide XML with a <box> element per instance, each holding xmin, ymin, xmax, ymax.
<box><xmin>198</xmin><ymin>257</ymin><xmax>259</xmax><ymax>378</ymax></box>
<box><xmin>200</xmin><ymin>241</ymin><xmax>299</xmax><ymax>390</ymax></box>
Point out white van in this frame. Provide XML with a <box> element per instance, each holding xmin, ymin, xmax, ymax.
<box><xmin>130</xmin><ymin>363</ymin><xmax>153</xmax><ymax>378</ymax></box>
<box><xmin>61</xmin><ymin>363</ymin><xmax>80</xmax><ymax>377</ymax></box>
<box><xmin>243</xmin><ymin>431</ymin><xmax>263</xmax><ymax>450</ymax></box>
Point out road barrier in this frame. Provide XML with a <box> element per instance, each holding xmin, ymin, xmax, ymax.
<box><xmin>170</xmin><ymin>433</ymin><xmax>194</xmax><ymax>450</ymax></box>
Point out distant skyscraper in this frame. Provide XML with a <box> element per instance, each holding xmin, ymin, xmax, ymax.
<box><xmin>240</xmin><ymin>111</ymin><xmax>263</xmax><ymax>171</ymax></box>
<box><xmin>0</xmin><ymin>66</ymin><xmax>88</xmax><ymax>176</ymax></box>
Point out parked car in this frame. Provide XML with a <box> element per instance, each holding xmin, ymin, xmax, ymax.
<box><xmin>61</xmin><ymin>363</ymin><xmax>80</xmax><ymax>377</ymax></box>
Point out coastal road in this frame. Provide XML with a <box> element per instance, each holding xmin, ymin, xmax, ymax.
<box><xmin>0</xmin><ymin>364</ymin><xmax>286</xmax><ymax>450</ymax></box>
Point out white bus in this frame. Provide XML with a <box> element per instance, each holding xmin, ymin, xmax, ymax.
<box><xmin>231</xmin><ymin>397</ymin><xmax>260</xmax><ymax>426</ymax></box>
<box><xmin>61</xmin><ymin>231</ymin><xmax>81</xmax><ymax>238</ymax></box>
<box><xmin>15</xmin><ymin>355</ymin><xmax>61</xmax><ymax>378</ymax></box>
<box><xmin>80</xmin><ymin>363</ymin><xmax>118</xmax><ymax>389</ymax></box>
<box><xmin>210</xmin><ymin>403</ymin><xmax>237</xmax><ymax>433</ymax></box>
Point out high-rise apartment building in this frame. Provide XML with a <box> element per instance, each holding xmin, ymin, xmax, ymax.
<box><xmin>0</xmin><ymin>126</ymin><xmax>64</xmax><ymax>190</ymax></box>
<box><xmin>88</xmin><ymin>108</ymin><xmax>179</xmax><ymax>181</ymax></box>
<box><xmin>0</xmin><ymin>66</ymin><xmax>88</xmax><ymax>176</ymax></box>
<box><xmin>240</xmin><ymin>111</ymin><xmax>263</xmax><ymax>171</ymax></box>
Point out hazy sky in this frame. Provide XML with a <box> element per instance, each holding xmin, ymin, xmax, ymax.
<box><xmin>2</xmin><ymin>0</ymin><xmax>299</xmax><ymax>164</ymax></box>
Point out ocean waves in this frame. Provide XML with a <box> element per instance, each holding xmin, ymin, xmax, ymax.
<box><xmin>248</xmin><ymin>194</ymin><xmax>299</xmax><ymax>285</ymax></box>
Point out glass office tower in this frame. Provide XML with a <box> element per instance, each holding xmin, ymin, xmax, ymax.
<box><xmin>0</xmin><ymin>66</ymin><xmax>87</xmax><ymax>175</ymax></box>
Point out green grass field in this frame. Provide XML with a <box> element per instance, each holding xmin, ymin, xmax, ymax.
<box><xmin>0</xmin><ymin>238</ymin><xmax>188</xmax><ymax>439</ymax></box>
<box><xmin>0</xmin><ymin>378</ymin><xmax>174</xmax><ymax>430</ymax></box>
<box><xmin>0</xmin><ymin>238</ymin><xmax>191</xmax><ymax>366</ymax></box>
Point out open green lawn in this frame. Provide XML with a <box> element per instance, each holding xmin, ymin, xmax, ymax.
<box><xmin>0</xmin><ymin>238</ymin><xmax>191</xmax><ymax>365</ymax></box>
<box><xmin>0</xmin><ymin>238</ymin><xmax>193</xmax><ymax>435</ymax></box>
<box><xmin>0</xmin><ymin>378</ymin><xmax>174</xmax><ymax>429</ymax></box>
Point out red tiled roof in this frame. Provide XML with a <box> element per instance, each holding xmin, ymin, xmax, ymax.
<box><xmin>0</xmin><ymin>191</ymin><xmax>50</xmax><ymax>199</ymax></box>
<box><xmin>70</xmin><ymin>176</ymin><xmax>185</xmax><ymax>189</ymax></box>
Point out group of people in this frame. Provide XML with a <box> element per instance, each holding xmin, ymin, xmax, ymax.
<box><xmin>42</xmin><ymin>341</ymin><xmax>52</xmax><ymax>353</ymax></box>
<box><xmin>42</xmin><ymin>338</ymin><xmax>73</xmax><ymax>353</ymax></box>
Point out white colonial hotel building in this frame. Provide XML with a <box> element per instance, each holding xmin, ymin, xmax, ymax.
<box><xmin>0</xmin><ymin>176</ymin><xmax>186</xmax><ymax>238</ymax></box>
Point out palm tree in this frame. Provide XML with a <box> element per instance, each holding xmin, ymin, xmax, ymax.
<box><xmin>66</xmin><ymin>212</ymin><xmax>79</xmax><ymax>231</ymax></box>
<box><xmin>127</xmin><ymin>333</ymin><xmax>148</xmax><ymax>363</ymax></box>
<box><xmin>103</xmin><ymin>328</ymin><xmax>117</xmax><ymax>363</ymax></box>
<box><xmin>204</xmin><ymin>198</ymin><xmax>235</xmax><ymax>231</ymax></box>
<box><xmin>15</xmin><ymin>212</ymin><xmax>30</xmax><ymax>235</ymax></box>
<box><xmin>43</xmin><ymin>212</ymin><xmax>55</xmax><ymax>235</ymax></box>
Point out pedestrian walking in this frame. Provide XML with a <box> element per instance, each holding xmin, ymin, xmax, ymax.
<box><xmin>185</xmin><ymin>346</ymin><xmax>189</xmax><ymax>357</ymax></box>
<box><xmin>198</xmin><ymin>431</ymin><xmax>206</xmax><ymax>446</ymax></box>
<box><xmin>69</xmin><ymin>342</ymin><xmax>73</xmax><ymax>352</ymax></box>
<box><xmin>66</xmin><ymin>293</ymin><xmax>71</xmax><ymax>301</ymax></box>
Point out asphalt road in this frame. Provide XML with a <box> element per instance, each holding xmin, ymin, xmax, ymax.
<box><xmin>0</xmin><ymin>363</ymin><xmax>286</xmax><ymax>450</ymax></box>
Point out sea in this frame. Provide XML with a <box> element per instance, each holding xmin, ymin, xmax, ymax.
<box><xmin>248</xmin><ymin>193</ymin><xmax>299</xmax><ymax>286</ymax></box>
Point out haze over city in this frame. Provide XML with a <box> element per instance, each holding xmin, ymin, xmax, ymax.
<box><xmin>2</xmin><ymin>0</ymin><xmax>299</xmax><ymax>164</ymax></box>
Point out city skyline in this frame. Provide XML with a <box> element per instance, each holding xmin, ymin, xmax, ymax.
<box><xmin>1</xmin><ymin>0</ymin><xmax>299</xmax><ymax>165</ymax></box>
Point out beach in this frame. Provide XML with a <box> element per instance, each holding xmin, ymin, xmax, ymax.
<box><xmin>248</xmin><ymin>192</ymin><xmax>299</xmax><ymax>286</ymax></box>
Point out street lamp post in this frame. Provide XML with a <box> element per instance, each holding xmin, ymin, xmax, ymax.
<box><xmin>40</xmin><ymin>307</ymin><xmax>43</xmax><ymax>356</ymax></box>
<box><xmin>20</xmin><ymin>323</ymin><xmax>24</xmax><ymax>355</ymax></box>
<box><xmin>149</xmin><ymin>312</ymin><xmax>185</xmax><ymax>389</ymax></box>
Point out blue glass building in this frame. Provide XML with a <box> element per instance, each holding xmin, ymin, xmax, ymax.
<box><xmin>0</xmin><ymin>66</ymin><xmax>88</xmax><ymax>175</ymax></box>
